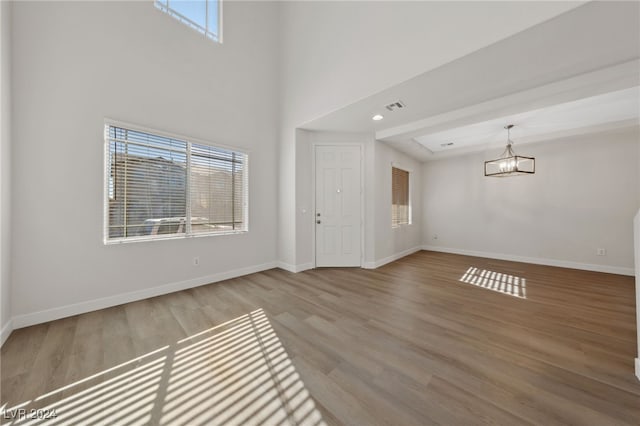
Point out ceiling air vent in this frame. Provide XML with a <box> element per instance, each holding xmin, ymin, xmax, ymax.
<box><xmin>385</xmin><ymin>100</ymin><xmax>406</xmax><ymax>111</ymax></box>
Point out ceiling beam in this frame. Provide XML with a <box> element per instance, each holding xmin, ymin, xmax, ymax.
<box><xmin>376</xmin><ymin>60</ymin><xmax>640</xmax><ymax>145</ymax></box>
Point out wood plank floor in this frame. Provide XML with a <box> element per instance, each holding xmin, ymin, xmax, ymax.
<box><xmin>1</xmin><ymin>251</ymin><xmax>639</xmax><ymax>425</ymax></box>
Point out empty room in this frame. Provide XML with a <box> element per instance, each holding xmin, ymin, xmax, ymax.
<box><xmin>1</xmin><ymin>0</ymin><xmax>639</xmax><ymax>424</ymax></box>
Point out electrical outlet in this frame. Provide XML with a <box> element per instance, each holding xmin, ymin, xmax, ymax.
<box><xmin>596</xmin><ymin>248</ymin><xmax>606</xmax><ymax>256</ymax></box>
<box><xmin>193</xmin><ymin>256</ymin><xmax>200</xmax><ymax>266</ymax></box>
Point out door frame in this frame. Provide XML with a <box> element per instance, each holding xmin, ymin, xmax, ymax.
<box><xmin>311</xmin><ymin>142</ymin><xmax>365</xmax><ymax>268</ymax></box>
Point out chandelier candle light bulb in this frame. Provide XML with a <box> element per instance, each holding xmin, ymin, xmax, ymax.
<box><xmin>484</xmin><ymin>125</ymin><xmax>535</xmax><ymax>177</ymax></box>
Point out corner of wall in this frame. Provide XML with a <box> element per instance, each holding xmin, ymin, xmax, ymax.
<box><xmin>0</xmin><ymin>0</ymin><xmax>13</xmax><ymax>347</ymax></box>
<box><xmin>276</xmin><ymin>261</ymin><xmax>313</xmax><ymax>273</ymax></box>
<box><xmin>365</xmin><ymin>246</ymin><xmax>422</xmax><ymax>269</ymax></box>
<box><xmin>0</xmin><ymin>318</ymin><xmax>12</xmax><ymax>347</ymax></box>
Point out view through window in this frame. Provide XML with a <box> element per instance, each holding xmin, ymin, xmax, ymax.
<box><xmin>155</xmin><ymin>0</ymin><xmax>221</xmax><ymax>42</ymax></box>
<box><xmin>105</xmin><ymin>124</ymin><xmax>247</xmax><ymax>243</ymax></box>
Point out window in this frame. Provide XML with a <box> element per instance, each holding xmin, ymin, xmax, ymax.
<box><xmin>392</xmin><ymin>166</ymin><xmax>410</xmax><ymax>227</ymax></box>
<box><xmin>104</xmin><ymin>123</ymin><xmax>247</xmax><ymax>243</ymax></box>
<box><xmin>155</xmin><ymin>0</ymin><xmax>221</xmax><ymax>43</ymax></box>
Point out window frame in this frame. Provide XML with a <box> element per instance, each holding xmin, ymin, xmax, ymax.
<box><xmin>391</xmin><ymin>164</ymin><xmax>412</xmax><ymax>228</ymax></box>
<box><xmin>155</xmin><ymin>0</ymin><xmax>223</xmax><ymax>43</ymax></box>
<box><xmin>103</xmin><ymin>119</ymin><xmax>248</xmax><ymax>245</ymax></box>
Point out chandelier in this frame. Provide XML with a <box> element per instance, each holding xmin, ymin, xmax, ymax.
<box><xmin>484</xmin><ymin>125</ymin><xmax>535</xmax><ymax>177</ymax></box>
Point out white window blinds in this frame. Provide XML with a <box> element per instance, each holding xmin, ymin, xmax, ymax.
<box><xmin>105</xmin><ymin>124</ymin><xmax>248</xmax><ymax>243</ymax></box>
<box><xmin>391</xmin><ymin>166</ymin><xmax>410</xmax><ymax>227</ymax></box>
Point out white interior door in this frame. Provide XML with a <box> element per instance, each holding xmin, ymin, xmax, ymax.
<box><xmin>315</xmin><ymin>145</ymin><xmax>361</xmax><ymax>267</ymax></box>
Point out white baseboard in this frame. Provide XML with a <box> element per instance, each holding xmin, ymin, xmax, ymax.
<box><xmin>362</xmin><ymin>246</ymin><xmax>422</xmax><ymax>269</ymax></box>
<box><xmin>276</xmin><ymin>261</ymin><xmax>313</xmax><ymax>273</ymax></box>
<box><xmin>11</xmin><ymin>261</ymin><xmax>278</xmax><ymax>329</ymax></box>
<box><xmin>0</xmin><ymin>319</ymin><xmax>13</xmax><ymax>347</ymax></box>
<box><xmin>636</xmin><ymin>358</ymin><xmax>640</xmax><ymax>381</ymax></box>
<box><xmin>422</xmin><ymin>245</ymin><xmax>635</xmax><ymax>276</ymax></box>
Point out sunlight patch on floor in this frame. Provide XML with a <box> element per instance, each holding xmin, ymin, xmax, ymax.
<box><xmin>459</xmin><ymin>267</ymin><xmax>527</xmax><ymax>299</ymax></box>
<box><xmin>1</xmin><ymin>309</ymin><xmax>326</xmax><ymax>426</ymax></box>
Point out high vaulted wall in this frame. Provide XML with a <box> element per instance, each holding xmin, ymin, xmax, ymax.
<box><xmin>9</xmin><ymin>1</ymin><xmax>281</xmax><ymax>326</ymax></box>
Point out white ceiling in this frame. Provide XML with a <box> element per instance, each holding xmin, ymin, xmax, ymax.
<box><xmin>300</xmin><ymin>2</ymin><xmax>640</xmax><ymax>162</ymax></box>
<box><xmin>414</xmin><ymin>86</ymin><xmax>640</xmax><ymax>154</ymax></box>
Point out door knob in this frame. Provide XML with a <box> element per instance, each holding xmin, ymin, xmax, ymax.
<box><xmin>316</xmin><ymin>220</ymin><xmax>321</xmax><ymax>224</ymax></box>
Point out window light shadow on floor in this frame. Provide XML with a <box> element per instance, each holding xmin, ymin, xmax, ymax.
<box><xmin>459</xmin><ymin>267</ymin><xmax>527</xmax><ymax>299</ymax></box>
<box><xmin>1</xmin><ymin>309</ymin><xmax>326</xmax><ymax>426</ymax></box>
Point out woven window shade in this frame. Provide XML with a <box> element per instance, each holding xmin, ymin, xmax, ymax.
<box><xmin>392</xmin><ymin>167</ymin><xmax>410</xmax><ymax>226</ymax></box>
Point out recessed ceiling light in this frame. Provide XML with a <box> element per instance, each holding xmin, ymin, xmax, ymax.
<box><xmin>372</xmin><ymin>114</ymin><xmax>384</xmax><ymax>121</ymax></box>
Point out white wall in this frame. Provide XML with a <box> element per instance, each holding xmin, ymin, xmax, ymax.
<box><xmin>634</xmin><ymin>210</ymin><xmax>640</xmax><ymax>379</ymax></box>
<box><xmin>371</xmin><ymin>141</ymin><xmax>423</xmax><ymax>267</ymax></box>
<box><xmin>278</xmin><ymin>1</ymin><xmax>582</xmax><ymax>268</ymax></box>
<box><xmin>0</xmin><ymin>0</ymin><xmax>12</xmax><ymax>342</ymax></box>
<box><xmin>423</xmin><ymin>127</ymin><xmax>640</xmax><ymax>275</ymax></box>
<box><xmin>290</xmin><ymin>129</ymin><xmax>314</xmax><ymax>272</ymax></box>
<box><xmin>10</xmin><ymin>1</ymin><xmax>280</xmax><ymax>326</ymax></box>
